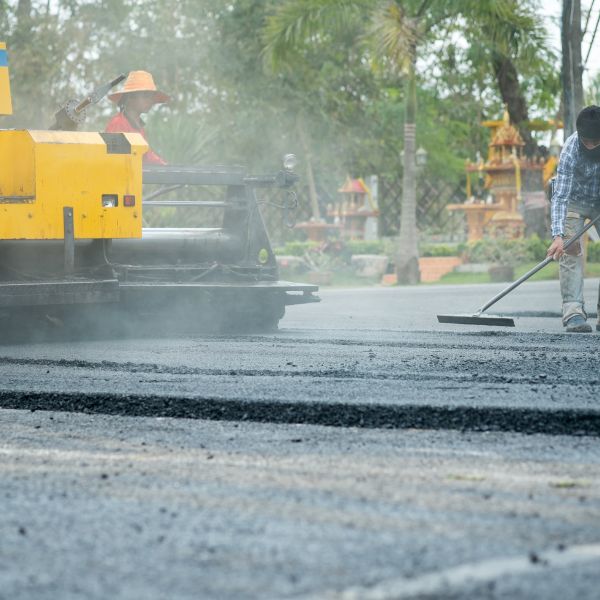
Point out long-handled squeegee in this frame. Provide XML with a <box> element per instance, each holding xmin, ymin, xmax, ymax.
<box><xmin>437</xmin><ymin>212</ymin><xmax>600</xmax><ymax>327</ymax></box>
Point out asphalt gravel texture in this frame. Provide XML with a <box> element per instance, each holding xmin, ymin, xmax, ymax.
<box><xmin>1</xmin><ymin>279</ymin><xmax>599</xmax><ymax>598</ymax></box>
<box><xmin>2</xmin><ymin>412</ymin><xmax>600</xmax><ymax>600</ymax></box>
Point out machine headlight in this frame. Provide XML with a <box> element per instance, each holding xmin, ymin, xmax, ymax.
<box><xmin>283</xmin><ymin>153</ymin><xmax>298</xmax><ymax>171</ymax></box>
<box><xmin>101</xmin><ymin>194</ymin><xmax>118</xmax><ymax>208</ymax></box>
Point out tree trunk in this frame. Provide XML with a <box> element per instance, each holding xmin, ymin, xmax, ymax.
<box><xmin>296</xmin><ymin>117</ymin><xmax>321</xmax><ymax>222</ymax></box>
<box><xmin>395</xmin><ymin>53</ymin><xmax>420</xmax><ymax>285</ymax></box>
<box><xmin>562</xmin><ymin>0</ymin><xmax>584</xmax><ymax>137</ymax></box>
<box><xmin>16</xmin><ymin>0</ymin><xmax>31</xmax><ymax>21</ymax></box>
<box><xmin>492</xmin><ymin>53</ymin><xmax>537</xmax><ymax>156</ymax></box>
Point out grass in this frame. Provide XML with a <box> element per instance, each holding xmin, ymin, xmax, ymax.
<box><xmin>279</xmin><ymin>262</ymin><xmax>600</xmax><ymax>288</ymax></box>
<box><xmin>434</xmin><ymin>261</ymin><xmax>600</xmax><ymax>286</ymax></box>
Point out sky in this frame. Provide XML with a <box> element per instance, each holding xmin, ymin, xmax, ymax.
<box><xmin>540</xmin><ymin>0</ymin><xmax>600</xmax><ymax>84</ymax></box>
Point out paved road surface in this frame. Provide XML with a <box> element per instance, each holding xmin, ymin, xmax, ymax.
<box><xmin>1</xmin><ymin>280</ymin><xmax>599</xmax><ymax>599</ymax></box>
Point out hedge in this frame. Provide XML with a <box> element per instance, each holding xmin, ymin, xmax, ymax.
<box><xmin>420</xmin><ymin>244</ymin><xmax>463</xmax><ymax>257</ymax></box>
<box><xmin>589</xmin><ymin>241</ymin><xmax>600</xmax><ymax>263</ymax></box>
<box><xmin>274</xmin><ymin>237</ymin><xmax>600</xmax><ymax>263</ymax></box>
<box><xmin>273</xmin><ymin>241</ymin><xmax>319</xmax><ymax>256</ymax></box>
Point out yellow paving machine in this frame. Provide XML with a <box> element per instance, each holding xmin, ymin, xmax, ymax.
<box><xmin>0</xmin><ymin>44</ymin><xmax>318</xmax><ymax>334</ymax></box>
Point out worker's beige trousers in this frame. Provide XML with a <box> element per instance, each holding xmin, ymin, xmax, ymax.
<box><xmin>559</xmin><ymin>207</ymin><xmax>600</xmax><ymax>325</ymax></box>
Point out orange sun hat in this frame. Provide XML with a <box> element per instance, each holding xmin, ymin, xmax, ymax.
<box><xmin>108</xmin><ymin>70</ymin><xmax>170</xmax><ymax>104</ymax></box>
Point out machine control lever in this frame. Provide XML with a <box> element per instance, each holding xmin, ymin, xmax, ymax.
<box><xmin>50</xmin><ymin>73</ymin><xmax>128</xmax><ymax>131</ymax></box>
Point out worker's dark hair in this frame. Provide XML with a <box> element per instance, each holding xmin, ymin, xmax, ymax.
<box><xmin>576</xmin><ymin>105</ymin><xmax>600</xmax><ymax>139</ymax></box>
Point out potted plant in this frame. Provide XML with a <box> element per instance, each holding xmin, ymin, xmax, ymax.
<box><xmin>302</xmin><ymin>241</ymin><xmax>344</xmax><ymax>286</ymax></box>
<box><xmin>464</xmin><ymin>238</ymin><xmax>529</xmax><ymax>283</ymax></box>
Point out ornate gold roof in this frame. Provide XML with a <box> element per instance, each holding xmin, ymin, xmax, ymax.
<box><xmin>490</xmin><ymin>109</ymin><xmax>525</xmax><ymax>148</ymax></box>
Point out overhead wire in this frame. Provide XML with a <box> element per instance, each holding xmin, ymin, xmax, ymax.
<box><xmin>584</xmin><ymin>5</ymin><xmax>600</xmax><ymax>67</ymax></box>
<box><xmin>583</xmin><ymin>0</ymin><xmax>596</xmax><ymax>36</ymax></box>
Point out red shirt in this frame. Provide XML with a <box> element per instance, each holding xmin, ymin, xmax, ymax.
<box><xmin>105</xmin><ymin>112</ymin><xmax>166</xmax><ymax>166</ymax></box>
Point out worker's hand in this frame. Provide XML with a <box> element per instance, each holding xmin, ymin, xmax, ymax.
<box><xmin>547</xmin><ymin>236</ymin><xmax>565</xmax><ymax>260</ymax></box>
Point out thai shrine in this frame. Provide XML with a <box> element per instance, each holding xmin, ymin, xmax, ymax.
<box><xmin>328</xmin><ymin>177</ymin><xmax>379</xmax><ymax>241</ymax></box>
<box><xmin>448</xmin><ymin>110</ymin><xmax>558</xmax><ymax>241</ymax></box>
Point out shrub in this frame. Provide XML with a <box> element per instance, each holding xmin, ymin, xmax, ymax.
<box><xmin>345</xmin><ymin>240</ymin><xmax>384</xmax><ymax>256</ymax></box>
<box><xmin>588</xmin><ymin>241</ymin><xmax>600</xmax><ymax>263</ymax></box>
<box><xmin>525</xmin><ymin>234</ymin><xmax>551</xmax><ymax>262</ymax></box>
<box><xmin>275</xmin><ymin>239</ymin><xmax>386</xmax><ymax>262</ymax></box>
<box><xmin>462</xmin><ymin>236</ymin><xmax>555</xmax><ymax>265</ymax></box>
<box><xmin>463</xmin><ymin>238</ymin><xmax>529</xmax><ymax>266</ymax></box>
<box><xmin>420</xmin><ymin>244</ymin><xmax>461</xmax><ymax>257</ymax></box>
<box><xmin>273</xmin><ymin>241</ymin><xmax>319</xmax><ymax>256</ymax></box>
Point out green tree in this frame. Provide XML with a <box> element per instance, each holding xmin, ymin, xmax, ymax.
<box><xmin>461</xmin><ymin>2</ymin><xmax>559</xmax><ymax>153</ymax></box>
<box><xmin>263</xmin><ymin>0</ymin><xmax>551</xmax><ymax>283</ymax></box>
<box><xmin>203</xmin><ymin>0</ymin><xmax>385</xmax><ymax>223</ymax></box>
<box><xmin>1</xmin><ymin>0</ymin><xmax>557</xmax><ymax>241</ymax></box>
<box><xmin>1</xmin><ymin>0</ymin><xmax>76</xmax><ymax>127</ymax></box>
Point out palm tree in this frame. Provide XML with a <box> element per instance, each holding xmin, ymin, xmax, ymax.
<box><xmin>263</xmin><ymin>0</ymin><xmax>545</xmax><ymax>284</ymax></box>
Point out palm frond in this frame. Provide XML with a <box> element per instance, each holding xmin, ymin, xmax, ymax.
<box><xmin>454</xmin><ymin>0</ymin><xmax>547</xmax><ymax>54</ymax></box>
<box><xmin>148</xmin><ymin>112</ymin><xmax>218</xmax><ymax>165</ymax></box>
<box><xmin>368</xmin><ymin>2</ymin><xmax>417</xmax><ymax>74</ymax></box>
<box><xmin>262</xmin><ymin>0</ymin><xmax>371</xmax><ymax>70</ymax></box>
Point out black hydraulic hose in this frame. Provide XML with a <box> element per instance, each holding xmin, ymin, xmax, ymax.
<box><xmin>143</xmin><ymin>185</ymin><xmax>185</xmax><ymax>202</ymax></box>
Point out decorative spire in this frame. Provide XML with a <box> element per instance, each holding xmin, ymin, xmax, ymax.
<box><xmin>491</xmin><ymin>109</ymin><xmax>525</xmax><ymax>149</ymax></box>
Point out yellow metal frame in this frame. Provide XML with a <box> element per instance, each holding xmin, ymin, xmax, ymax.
<box><xmin>0</xmin><ymin>130</ymin><xmax>147</xmax><ymax>240</ymax></box>
<box><xmin>0</xmin><ymin>42</ymin><xmax>12</xmax><ymax>115</ymax></box>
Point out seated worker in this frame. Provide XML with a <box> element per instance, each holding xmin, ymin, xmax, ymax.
<box><xmin>106</xmin><ymin>70</ymin><xmax>169</xmax><ymax>165</ymax></box>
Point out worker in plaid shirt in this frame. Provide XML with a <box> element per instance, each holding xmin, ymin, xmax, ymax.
<box><xmin>547</xmin><ymin>105</ymin><xmax>600</xmax><ymax>333</ymax></box>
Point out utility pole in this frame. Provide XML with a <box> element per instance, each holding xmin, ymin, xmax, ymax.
<box><xmin>562</xmin><ymin>0</ymin><xmax>584</xmax><ymax>137</ymax></box>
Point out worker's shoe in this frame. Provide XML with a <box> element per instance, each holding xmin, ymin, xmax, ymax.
<box><xmin>565</xmin><ymin>315</ymin><xmax>592</xmax><ymax>333</ymax></box>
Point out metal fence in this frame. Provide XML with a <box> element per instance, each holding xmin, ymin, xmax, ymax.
<box><xmin>259</xmin><ymin>176</ymin><xmax>467</xmax><ymax>246</ymax></box>
<box><xmin>377</xmin><ymin>176</ymin><xmax>466</xmax><ymax>238</ymax></box>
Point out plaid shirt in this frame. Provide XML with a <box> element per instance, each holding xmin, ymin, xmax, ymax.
<box><xmin>551</xmin><ymin>132</ymin><xmax>600</xmax><ymax>236</ymax></box>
